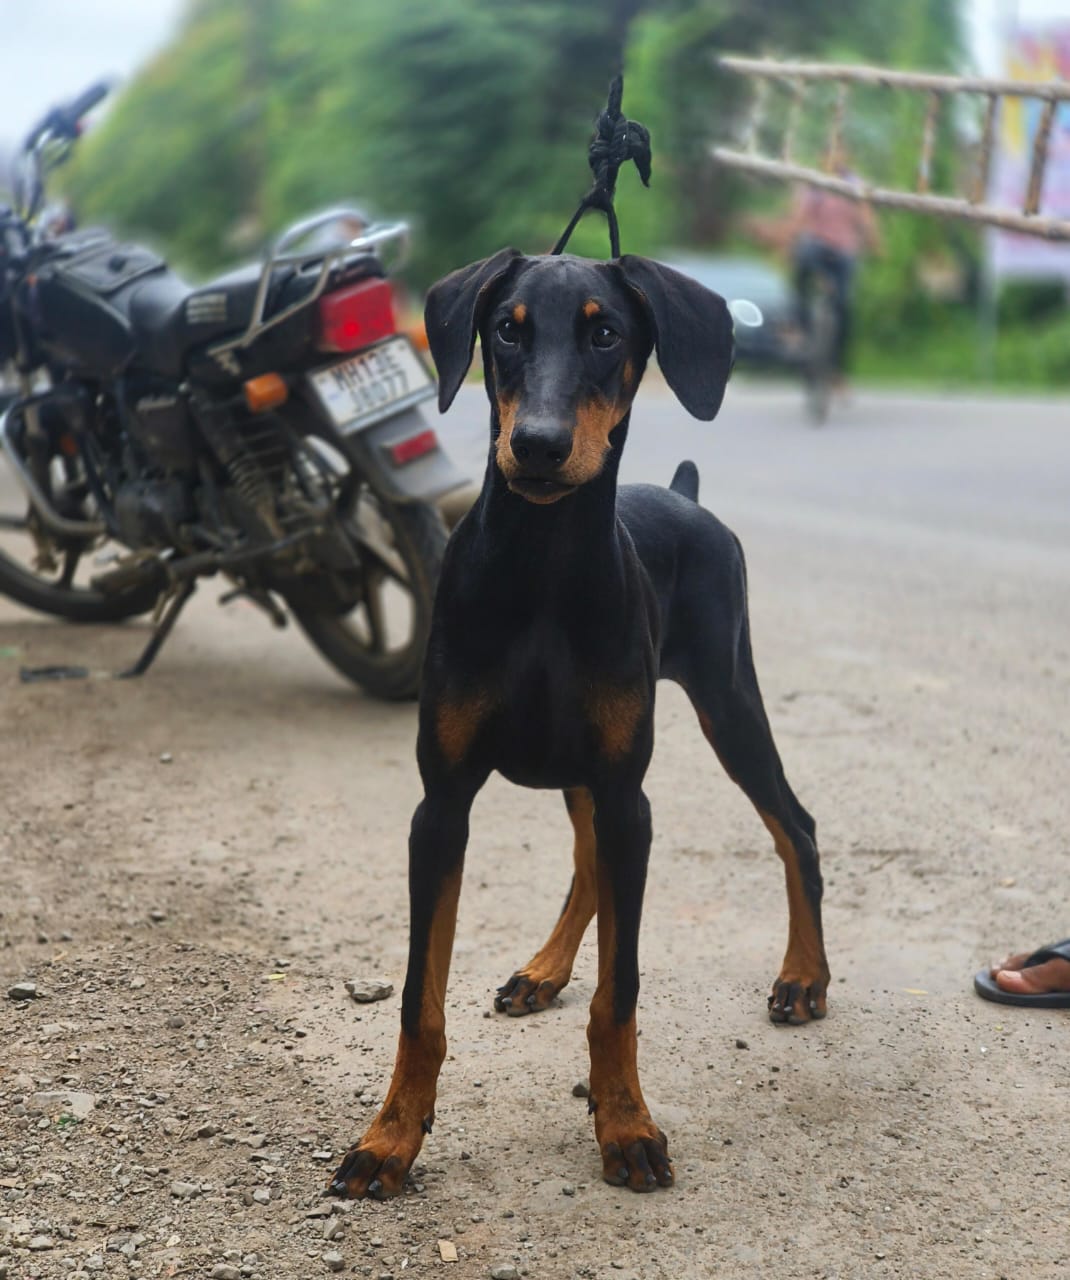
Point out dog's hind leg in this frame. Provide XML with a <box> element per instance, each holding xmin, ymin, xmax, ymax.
<box><xmin>495</xmin><ymin>787</ymin><xmax>597</xmax><ymax>1016</ymax></box>
<box><xmin>682</xmin><ymin>619</ymin><xmax>829</xmax><ymax>1025</ymax></box>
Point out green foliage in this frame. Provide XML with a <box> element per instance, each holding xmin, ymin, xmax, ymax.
<box><xmin>61</xmin><ymin>0</ymin><xmax>1022</xmax><ymax>399</ymax></box>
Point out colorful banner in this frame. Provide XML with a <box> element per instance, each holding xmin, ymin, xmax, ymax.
<box><xmin>990</xmin><ymin>22</ymin><xmax>1070</xmax><ymax>279</ymax></box>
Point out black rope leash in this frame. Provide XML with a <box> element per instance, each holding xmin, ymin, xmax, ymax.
<box><xmin>551</xmin><ymin>74</ymin><xmax>651</xmax><ymax>260</ymax></box>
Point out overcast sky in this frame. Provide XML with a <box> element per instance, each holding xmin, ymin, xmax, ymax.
<box><xmin>0</xmin><ymin>0</ymin><xmax>186</xmax><ymax>152</ymax></box>
<box><xmin>0</xmin><ymin>0</ymin><xmax>1067</xmax><ymax>156</ymax></box>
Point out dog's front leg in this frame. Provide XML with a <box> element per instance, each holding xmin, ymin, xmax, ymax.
<box><xmin>586</xmin><ymin>784</ymin><xmax>673</xmax><ymax>1192</ymax></box>
<box><xmin>330</xmin><ymin>779</ymin><xmax>479</xmax><ymax>1199</ymax></box>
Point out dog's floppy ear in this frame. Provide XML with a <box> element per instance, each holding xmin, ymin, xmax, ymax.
<box><xmin>614</xmin><ymin>256</ymin><xmax>734</xmax><ymax>421</ymax></box>
<box><xmin>424</xmin><ymin>248</ymin><xmax>523</xmax><ymax>412</ymax></box>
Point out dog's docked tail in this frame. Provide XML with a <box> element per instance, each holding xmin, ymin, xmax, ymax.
<box><xmin>669</xmin><ymin>459</ymin><xmax>699</xmax><ymax>504</ymax></box>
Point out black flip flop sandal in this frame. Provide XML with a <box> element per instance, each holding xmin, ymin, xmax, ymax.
<box><xmin>974</xmin><ymin>939</ymin><xmax>1070</xmax><ymax>1008</ymax></box>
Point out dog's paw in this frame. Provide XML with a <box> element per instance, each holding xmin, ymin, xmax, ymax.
<box><xmin>327</xmin><ymin>1119</ymin><xmax>427</xmax><ymax>1199</ymax></box>
<box><xmin>598</xmin><ymin>1123</ymin><xmax>674</xmax><ymax>1193</ymax></box>
<box><xmin>328</xmin><ymin>1146</ymin><xmax>408</xmax><ymax>1200</ymax></box>
<box><xmin>494</xmin><ymin>970</ymin><xmax>562</xmax><ymax>1016</ymax></box>
<box><xmin>768</xmin><ymin>975</ymin><xmax>828</xmax><ymax>1024</ymax></box>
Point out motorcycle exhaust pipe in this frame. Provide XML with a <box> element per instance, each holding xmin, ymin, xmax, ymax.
<box><xmin>0</xmin><ymin>402</ymin><xmax>106</xmax><ymax>539</ymax></box>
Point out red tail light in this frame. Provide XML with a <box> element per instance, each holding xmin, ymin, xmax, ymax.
<box><xmin>316</xmin><ymin>277</ymin><xmax>395</xmax><ymax>353</ymax></box>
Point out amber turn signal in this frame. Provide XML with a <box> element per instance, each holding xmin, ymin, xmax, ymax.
<box><xmin>243</xmin><ymin>372</ymin><xmax>288</xmax><ymax>413</ymax></box>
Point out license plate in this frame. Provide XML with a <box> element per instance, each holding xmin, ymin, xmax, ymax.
<box><xmin>309</xmin><ymin>336</ymin><xmax>435</xmax><ymax>430</ymax></box>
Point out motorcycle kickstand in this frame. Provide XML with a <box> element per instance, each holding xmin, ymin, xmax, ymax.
<box><xmin>115</xmin><ymin>579</ymin><xmax>198</xmax><ymax>680</ymax></box>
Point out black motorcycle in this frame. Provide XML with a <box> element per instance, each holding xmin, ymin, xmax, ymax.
<box><xmin>0</xmin><ymin>84</ymin><xmax>466</xmax><ymax>698</ymax></box>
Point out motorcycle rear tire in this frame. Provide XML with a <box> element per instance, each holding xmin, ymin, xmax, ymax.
<box><xmin>0</xmin><ymin>550</ymin><xmax>159</xmax><ymax>623</ymax></box>
<box><xmin>292</xmin><ymin>498</ymin><xmax>446</xmax><ymax>701</ymax></box>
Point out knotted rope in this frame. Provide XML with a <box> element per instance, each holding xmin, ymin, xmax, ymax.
<box><xmin>551</xmin><ymin>74</ymin><xmax>651</xmax><ymax>260</ymax></box>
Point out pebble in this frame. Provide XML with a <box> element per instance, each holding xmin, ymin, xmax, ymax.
<box><xmin>571</xmin><ymin>1079</ymin><xmax>589</xmax><ymax>1098</ymax></box>
<box><xmin>251</xmin><ymin>1188</ymin><xmax>271</xmax><ymax>1205</ymax></box>
<box><xmin>196</xmin><ymin>1123</ymin><xmax>219</xmax><ymax>1139</ymax></box>
<box><xmin>159</xmin><ymin>752</ymin><xmax>173</xmax><ymax>764</ymax></box>
<box><xmin>323</xmin><ymin>1252</ymin><xmax>345</xmax><ymax>1273</ymax></box>
<box><xmin>170</xmin><ymin>1180</ymin><xmax>200</xmax><ymax>1198</ymax></box>
<box><xmin>7</xmin><ymin>982</ymin><xmax>37</xmax><ymax>1001</ymax></box>
<box><xmin>561</xmin><ymin>1183</ymin><xmax>576</xmax><ymax>1196</ymax></box>
<box><xmin>345</xmin><ymin>978</ymin><xmax>394</xmax><ymax>1004</ymax></box>
<box><xmin>210</xmin><ymin>1267</ymin><xmax>242</xmax><ymax>1280</ymax></box>
<box><xmin>490</xmin><ymin>1267</ymin><xmax>519</xmax><ymax>1280</ymax></box>
<box><xmin>28</xmin><ymin>1236</ymin><xmax>55</xmax><ymax>1250</ymax></box>
<box><xmin>149</xmin><ymin>909</ymin><xmax>167</xmax><ymax>923</ymax></box>
<box><xmin>735</xmin><ymin>1038</ymin><xmax>749</xmax><ymax>1050</ymax></box>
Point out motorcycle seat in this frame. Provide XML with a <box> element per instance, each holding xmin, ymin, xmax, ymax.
<box><xmin>128</xmin><ymin>261</ymin><xmax>320</xmax><ymax>377</ymax></box>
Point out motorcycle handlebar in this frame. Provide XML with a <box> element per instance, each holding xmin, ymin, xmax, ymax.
<box><xmin>23</xmin><ymin>80</ymin><xmax>111</xmax><ymax>150</ymax></box>
<box><xmin>63</xmin><ymin>80</ymin><xmax>111</xmax><ymax>127</ymax></box>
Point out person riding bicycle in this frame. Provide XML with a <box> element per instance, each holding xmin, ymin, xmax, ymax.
<box><xmin>784</xmin><ymin>144</ymin><xmax>882</xmax><ymax>389</ymax></box>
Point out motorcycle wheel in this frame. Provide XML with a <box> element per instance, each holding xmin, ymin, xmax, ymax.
<box><xmin>0</xmin><ymin>447</ymin><xmax>158</xmax><ymax>624</ymax></box>
<box><xmin>291</xmin><ymin>490</ymin><xmax>446</xmax><ymax>701</ymax></box>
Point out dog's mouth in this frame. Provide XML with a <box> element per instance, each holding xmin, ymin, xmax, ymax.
<box><xmin>507</xmin><ymin>477</ymin><xmax>577</xmax><ymax>505</ymax></box>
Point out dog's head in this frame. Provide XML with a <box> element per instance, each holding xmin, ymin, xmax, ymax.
<box><xmin>425</xmin><ymin>251</ymin><xmax>734</xmax><ymax>505</ymax></box>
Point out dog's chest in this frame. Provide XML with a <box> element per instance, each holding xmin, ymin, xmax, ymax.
<box><xmin>480</xmin><ymin>617</ymin><xmax>645</xmax><ymax>789</ymax></box>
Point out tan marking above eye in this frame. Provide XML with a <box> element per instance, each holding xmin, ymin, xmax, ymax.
<box><xmin>512</xmin><ymin>302</ymin><xmax>527</xmax><ymax>324</ymax></box>
<box><xmin>582</xmin><ymin>299</ymin><xmax>601</xmax><ymax>318</ymax></box>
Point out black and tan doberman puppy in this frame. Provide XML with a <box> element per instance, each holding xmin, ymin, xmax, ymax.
<box><xmin>330</xmin><ymin>249</ymin><xmax>829</xmax><ymax>1198</ymax></box>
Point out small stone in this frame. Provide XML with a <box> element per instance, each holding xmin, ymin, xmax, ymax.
<box><xmin>196</xmin><ymin>1123</ymin><xmax>219</xmax><ymax>1139</ymax></box>
<box><xmin>8</xmin><ymin>982</ymin><xmax>37</xmax><ymax>1001</ymax></box>
<box><xmin>167</xmin><ymin>1015</ymin><xmax>186</xmax><ymax>1029</ymax></box>
<box><xmin>170</xmin><ymin>1180</ymin><xmax>200</xmax><ymax>1198</ymax></box>
<box><xmin>735</xmin><ymin>1038</ymin><xmax>749</xmax><ymax>1050</ymax></box>
<box><xmin>84</xmin><ymin>1257</ymin><xmax>105</xmax><ymax>1273</ymax></box>
<box><xmin>29</xmin><ymin>1236</ymin><xmax>55</xmax><ymax>1250</ymax></box>
<box><xmin>344</xmin><ymin>978</ymin><xmax>394</xmax><ymax>1004</ymax></box>
<box><xmin>438</xmin><ymin>1240</ymin><xmax>459</xmax><ymax>1262</ymax></box>
<box><xmin>251</xmin><ymin>1187</ymin><xmax>270</xmax><ymax>1205</ymax></box>
<box><xmin>159</xmin><ymin>752</ymin><xmax>173</xmax><ymax>764</ymax></box>
<box><xmin>149</xmin><ymin>909</ymin><xmax>167</xmax><ymax>923</ymax></box>
<box><xmin>323</xmin><ymin>1220</ymin><xmax>343</xmax><ymax>1242</ymax></box>
<box><xmin>323</xmin><ymin>1252</ymin><xmax>345</xmax><ymax>1273</ymax></box>
<box><xmin>490</xmin><ymin>1267</ymin><xmax>519</xmax><ymax>1280</ymax></box>
<box><xmin>210</xmin><ymin>1267</ymin><xmax>242</xmax><ymax>1280</ymax></box>
<box><xmin>571</xmin><ymin>1080</ymin><xmax>589</xmax><ymax>1098</ymax></box>
<box><xmin>311</xmin><ymin>1150</ymin><xmax>333</xmax><ymax>1161</ymax></box>
<box><xmin>561</xmin><ymin>1183</ymin><xmax>576</xmax><ymax>1196</ymax></box>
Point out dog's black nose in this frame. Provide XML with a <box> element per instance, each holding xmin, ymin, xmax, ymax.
<box><xmin>510</xmin><ymin>421</ymin><xmax>573</xmax><ymax>475</ymax></box>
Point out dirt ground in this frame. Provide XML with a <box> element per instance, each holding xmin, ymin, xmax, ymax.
<box><xmin>2</xmin><ymin>386</ymin><xmax>1068</xmax><ymax>1280</ymax></box>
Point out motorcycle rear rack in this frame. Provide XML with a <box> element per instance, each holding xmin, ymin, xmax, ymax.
<box><xmin>207</xmin><ymin>209</ymin><xmax>410</xmax><ymax>359</ymax></box>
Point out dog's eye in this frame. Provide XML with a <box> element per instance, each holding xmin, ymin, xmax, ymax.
<box><xmin>591</xmin><ymin>325</ymin><xmax>620</xmax><ymax>350</ymax></box>
<box><xmin>496</xmin><ymin>319</ymin><xmax>520</xmax><ymax>347</ymax></box>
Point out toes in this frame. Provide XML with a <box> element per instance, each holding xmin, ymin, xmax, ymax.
<box><xmin>769</xmin><ymin>979</ymin><xmax>828</xmax><ymax>1024</ymax></box>
<box><xmin>328</xmin><ymin>1148</ymin><xmax>409</xmax><ymax>1200</ymax></box>
<box><xmin>494</xmin><ymin>973</ymin><xmax>560</xmax><ymax>1016</ymax></box>
<box><xmin>600</xmin><ymin>1132</ymin><xmax>673</xmax><ymax>1192</ymax></box>
<box><xmin>328</xmin><ymin>1146</ymin><xmax>382</xmax><ymax>1199</ymax></box>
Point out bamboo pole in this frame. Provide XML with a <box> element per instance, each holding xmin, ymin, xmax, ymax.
<box><xmin>717</xmin><ymin>54</ymin><xmax>1070</xmax><ymax>103</ymax></box>
<box><xmin>710</xmin><ymin>146</ymin><xmax>1070</xmax><ymax>240</ymax></box>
